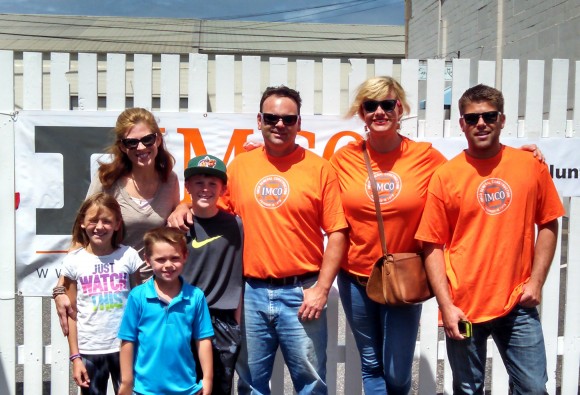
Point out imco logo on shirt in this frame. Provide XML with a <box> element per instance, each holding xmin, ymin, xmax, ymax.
<box><xmin>365</xmin><ymin>171</ymin><xmax>402</xmax><ymax>204</ymax></box>
<box><xmin>477</xmin><ymin>178</ymin><xmax>512</xmax><ymax>215</ymax></box>
<box><xmin>255</xmin><ymin>175</ymin><xmax>290</xmax><ymax>209</ymax></box>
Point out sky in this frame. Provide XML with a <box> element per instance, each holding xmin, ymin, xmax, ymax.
<box><xmin>0</xmin><ymin>0</ymin><xmax>405</xmax><ymax>25</ymax></box>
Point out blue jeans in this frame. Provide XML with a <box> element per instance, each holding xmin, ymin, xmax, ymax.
<box><xmin>337</xmin><ymin>271</ymin><xmax>421</xmax><ymax>395</ymax></box>
<box><xmin>236</xmin><ymin>278</ymin><xmax>327</xmax><ymax>395</ymax></box>
<box><xmin>446</xmin><ymin>305</ymin><xmax>548</xmax><ymax>395</ymax></box>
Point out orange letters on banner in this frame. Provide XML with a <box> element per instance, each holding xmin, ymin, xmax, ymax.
<box><xmin>322</xmin><ymin>131</ymin><xmax>362</xmax><ymax>160</ymax></box>
<box><xmin>223</xmin><ymin>129</ymin><xmax>255</xmax><ymax>164</ymax></box>
<box><xmin>297</xmin><ymin>130</ymin><xmax>315</xmax><ymax>149</ymax></box>
<box><xmin>176</xmin><ymin>128</ymin><xmax>254</xmax><ymax>202</ymax></box>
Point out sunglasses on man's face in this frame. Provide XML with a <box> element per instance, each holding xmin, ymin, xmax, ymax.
<box><xmin>362</xmin><ymin>99</ymin><xmax>398</xmax><ymax>113</ymax></box>
<box><xmin>462</xmin><ymin>111</ymin><xmax>501</xmax><ymax>126</ymax></box>
<box><xmin>121</xmin><ymin>133</ymin><xmax>158</xmax><ymax>149</ymax></box>
<box><xmin>261</xmin><ymin>113</ymin><xmax>300</xmax><ymax>126</ymax></box>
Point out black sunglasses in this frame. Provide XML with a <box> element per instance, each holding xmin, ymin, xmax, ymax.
<box><xmin>261</xmin><ymin>113</ymin><xmax>300</xmax><ymax>126</ymax></box>
<box><xmin>362</xmin><ymin>99</ymin><xmax>398</xmax><ymax>113</ymax></box>
<box><xmin>462</xmin><ymin>111</ymin><xmax>501</xmax><ymax>125</ymax></box>
<box><xmin>121</xmin><ymin>133</ymin><xmax>158</xmax><ymax>149</ymax></box>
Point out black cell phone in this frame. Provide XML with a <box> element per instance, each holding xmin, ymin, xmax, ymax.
<box><xmin>458</xmin><ymin>320</ymin><xmax>472</xmax><ymax>338</ymax></box>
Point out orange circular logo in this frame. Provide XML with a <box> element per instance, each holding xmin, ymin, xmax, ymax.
<box><xmin>365</xmin><ymin>171</ymin><xmax>402</xmax><ymax>205</ymax></box>
<box><xmin>254</xmin><ymin>175</ymin><xmax>290</xmax><ymax>209</ymax></box>
<box><xmin>477</xmin><ymin>178</ymin><xmax>512</xmax><ymax>215</ymax></box>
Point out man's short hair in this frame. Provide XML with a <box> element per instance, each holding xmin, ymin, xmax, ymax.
<box><xmin>259</xmin><ymin>86</ymin><xmax>302</xmax><ymax>114</ymax></box>
<box><xmin>458</xmin><ymin>84</ymin><xmax>504</xmax><ymax>115</ymax></box>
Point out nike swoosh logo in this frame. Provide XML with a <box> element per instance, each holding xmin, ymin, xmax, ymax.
<box><xmin>191</xmin><ymin>235</ymin><xmax>222</xmax><ymax>249</ymax></box>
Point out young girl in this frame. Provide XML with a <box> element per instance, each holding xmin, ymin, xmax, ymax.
<box><xmin>61</xmin><ymin>192</ymin><xmax>142</xmax><ymax>394</ymax></box>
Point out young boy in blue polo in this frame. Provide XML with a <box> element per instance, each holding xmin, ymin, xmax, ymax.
<box><xmin>180</xmin><ymin>154</ymin><xmax>244</xmax><ymax>395</ymax></box>
<box><xmin>118</xmin><ymin>227</ymin><xmax>214</xmax><ymax>395</ymax></box>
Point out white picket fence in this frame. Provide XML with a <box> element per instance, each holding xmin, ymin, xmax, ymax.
<box><xmin>0</xmin><ymin>51</ymin><xmax>579</xmax><ymax>394</ymax></box>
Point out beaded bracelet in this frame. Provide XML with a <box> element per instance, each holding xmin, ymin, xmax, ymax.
<box><xmin>52</xmin><ymin>286</ymin><xmax>66</xmax><ymax>300</ymax></box>
<box><xmin>69</xmin><ymin>353</ymin><xmax>82</xmax><ymax>362</ymax></box>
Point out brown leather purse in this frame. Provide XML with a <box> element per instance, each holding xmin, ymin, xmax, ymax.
<box><xmin>362</xmin><ymin>141</ymin><xmax>434</xmax><ymax>305</ymax></box>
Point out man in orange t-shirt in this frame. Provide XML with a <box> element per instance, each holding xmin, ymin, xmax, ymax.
<box><xmin>416</xmin><ymin>84</ymin><xmax>564</xmax><ymax>394</ymax></box>
<box><xmin>223</xmin><ymin>86</ymin><xmax>348</xmax><ymax>395</ymax></box>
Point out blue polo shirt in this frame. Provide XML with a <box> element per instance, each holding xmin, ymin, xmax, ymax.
<box><xmin>118</xmin><ymin>277</ymin><xmax>214</xmax><ymax>395</ymax></box>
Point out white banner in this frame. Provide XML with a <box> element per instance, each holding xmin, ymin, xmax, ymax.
<box><xmin>15</xmin><ymin>111</ymin><xmax>580</xmax><ymax>295</ymax></box>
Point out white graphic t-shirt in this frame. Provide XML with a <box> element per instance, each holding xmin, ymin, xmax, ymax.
<box><xmin>61</xmin><ymin>245</ymin><xmax>142</xmax><ymax>354</ymax></box>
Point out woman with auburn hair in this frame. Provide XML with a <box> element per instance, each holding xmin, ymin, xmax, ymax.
<box><xmin>87</xmin><ymin>107</ymin><xmax>179</xmax><ymax>256</ymax></box>
<box><xmin>53</xmin><ymin>108</ymin><xmax>180</xmax><ymax>336</ymax></box>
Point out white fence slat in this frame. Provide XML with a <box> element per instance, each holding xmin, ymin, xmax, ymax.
<box><xmin>541</xmin><ymin>212</ymin><xmax>563</xmax><ymax>394</ymax></box>
<box><xmin>348</xmin><ymin>58</ymin><xmax>367</xmax><ymax>107</ymax></box>
<box><xmin>548</xmin><ymin>59</ymin><xmax>569</xmax><ymax>137</ymax></box>
<box><xmin>78</xmin><ymin>53</ymin><xmax>98</xmax><ymax>111</ymax></box>
<box><xmin>418</xmin><ymin>298</ymin><xmax>438</xmax><ymax>394</ymax></box>
<box><xmin>241</xmin><ymin>56</ymin><xmax>261</xmax><ymax>114</ymax></box>
<box><xmin>296</xmin><ymin>59</ymin><xmax>315</xmax><ymax>115</ymax></box>
<box><xmin>50</xmin><ymin>311</ymin><xmax>70</xmax><ymax>395</ymax></box>
<box><xmin>23</xmin><ymin>298</ymin><xmax>43</xmax><ymax>394</ymax></box>
<box><xmin>322</xmin><ymin>58</ymin><xmax>341</xmax><ymax>115</ymax></box>
<box><xmin>133</xmin><ymin>54</ymin><xmax>153</xmax><ymax>110</ymax></box>
<box><xmin>501</xmin><ymin>59</ymin><xmax>520</xmax><ymax>137</ymax></box>
<box><xmin>562</xmin><ymin>197</ymin><xmax>580</xmax><ymax>394</ymax></box>
<box><xmin>374</xmin><ymin>59</ymin><xmax>393</xmax><ymax>77</ymax></box>
<box><xmin>106</xmin><ymin>53</ymin><xmax>126</xmax><ymax>111</ymax></box>
<box><xmin>0</xmin><ymin>300</ymin><xmax>16</xmax><ymax>395</ymax></box>
<box><xmin>477</xmin><ymin>60</ymin><xmax>496</xmax><ymax>87</ymax></box>
<box><xmin>215</xmin><ymin>55</ymin><xmax>235</xmax><ymax>113</ymax></box>
<box><xmin>0</xmin><ymin>49</ymin><xmax>15</xmax><ymax>395</ymax></box>
<box><xmin>400</xmin><ymin>58</ymin><xmax>419</xmax><ymax>137</ymax></box>
<box><xmin>326</xmin><ymin>289</ymin><xmax>339</xmax><ymax>395</ymax></box>
<box><xmin>23</xmin><ymin>52</ymin><xmax>43</xmax><ymax>110</ymax></box>
<box><xmin>443</xmin><ymin>119</ymin><xmax>451</xmax><ymax>137</ymax></box>
<box><xmin>425</xmin><ymin>59</ymin><xmax>445</xmax><ymax>137</ymax></box>
<box><xmin>574</xmin><ymin>61</ymin><xmax>580</xmax><ymax>138</ymax></box>
<box><xmin>160</xmin><ymin>54</ymin><xmax>180</xmax><ymax>112</ymax></box>
<box><xmin>269</xmin><ymin>57</ymin><xmax>288</xmax><ymax>87</ymax></box>
<box><xmin>490</xmin><ymin>343</ymin><xmax>509</xmax><ymax>393</ymax></box>
<box><xmin>450</xmin><ymin>59</ymin><xmax>470</xmax><ymax>137</ymax></box>
<box><xmin>0</xmin><ymin>50</ymin><xmax>14</xmax><ymax>111</ymax></box>
<box><xmin>188</xmin><ymin>53</ymin><xmax>208</xmax><ymax>113</ymax></box>
<box><xmin>525</xmin><ymin>60</ymin><xmax>545</xmax><ymax>137</ymax></box>
<box><xmin>50</xmin><ymin>52</ymin><xmax>70</xmax><ymax>111</ymax></box>
<box><xmin>443</xmin><ymin>343</ymin><xmax>452</xmax><ymax>394</ymax></box>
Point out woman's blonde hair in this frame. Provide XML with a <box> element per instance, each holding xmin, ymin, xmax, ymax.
<box><xmin>98</xmin><ymin>108</ymin><xmax>175</xmax><ymax>189</ymax></box>
<box><xmin>346</xmin><ymin>76</ymin><xmax>411</xmax><ymax>120</ymax></box>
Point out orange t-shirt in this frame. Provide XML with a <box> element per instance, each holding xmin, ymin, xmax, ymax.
<box><xmin>221</xmin><ymin>146</ymin><xmax>348</xmax><ymax>279</ymax></box>
<box><xmin>330</xmin><ymin>137</ymin><xmax>447</xmax><ymax>276</ymax></box>
<box><xmin>415</xmin><ymin>145</ymin><xmax>565</xmax><ymax>323</ymax></box>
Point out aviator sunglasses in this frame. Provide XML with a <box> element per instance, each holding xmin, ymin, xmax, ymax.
<box><xmin>261</xmin><ymin>113</ymin><xmax>300</xmax><ymax>126</ymax></box>
<box><xmin>121</xmin><ymin>133</ymin><xmax>158</xmax><ymax>149</ymax></box>
<box><xmin>362</xmin><ymin>99</ymin><xmax>398</xmax><ymax>113</ymax></box>
<box><xmin>461</xmin><ymin>111</ymin><xmax>501</xmax><ymax>126</ymax></box>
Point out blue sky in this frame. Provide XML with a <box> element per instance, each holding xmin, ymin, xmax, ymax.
<box><xmin>0</xmin><ymin>0</ymin><xmax>405</xmax><ymax>25</ymax></box>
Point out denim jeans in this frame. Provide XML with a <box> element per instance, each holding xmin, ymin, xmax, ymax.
<box><xmin>236</xmin><ymin>277</ymin><xmax>327</xmax><ymax>395</ymax></box>
<box><xmin>446</xmin><ymin>305</ymin><xmax>548</xmax><ymax>395</ymax></box>
<box><xmin>337</xmin><ymin>271</ymin><xmax>421</xmax><ymax>395</ymax></box>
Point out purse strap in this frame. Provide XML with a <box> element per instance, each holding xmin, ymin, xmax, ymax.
<box><xmin>362</xmin><ymin>140</ymin><xmax>389</xmax><ymax>256</ymax></box>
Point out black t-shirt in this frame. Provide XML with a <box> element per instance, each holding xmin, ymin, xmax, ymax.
<box><xmin>182</xmin><ymin>210</ymin><xmax>243</xmax><ymax>310</ymax></box>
